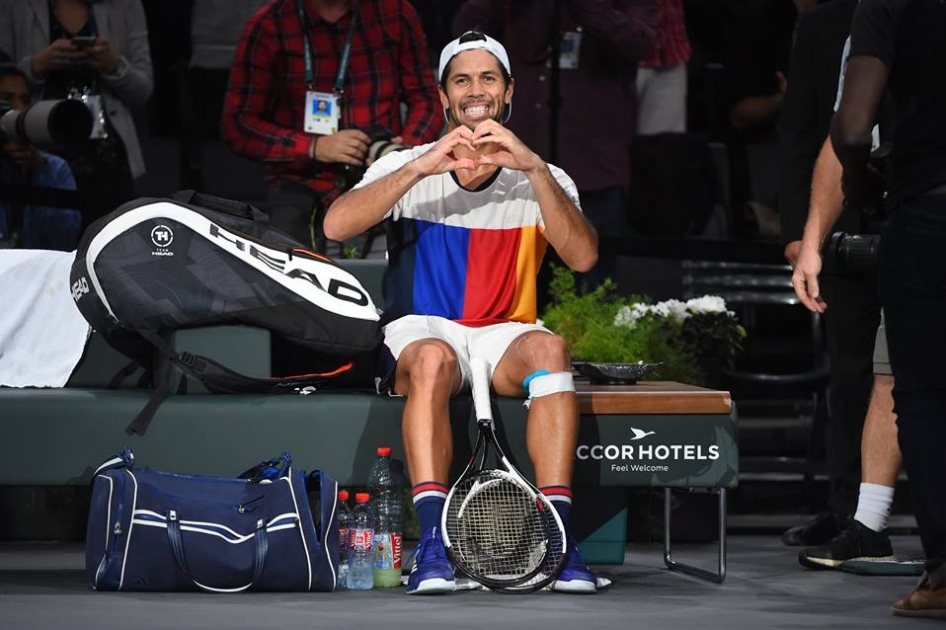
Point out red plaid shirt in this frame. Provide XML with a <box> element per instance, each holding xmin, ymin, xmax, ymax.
<box><xmin>222</xmin><ymin>0</ymin><xmax>443</xmax><ymax>206</ymax></box>
<box><xmin>640</xmin><ymin>0</ymin><xmax>691</xmax><ymax>68</ymax></box>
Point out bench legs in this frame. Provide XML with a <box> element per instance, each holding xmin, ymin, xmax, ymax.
<box><xmin>663</xmin><ymin>487</ymin><xmax>727</xmax><ymax>583</ymax></box>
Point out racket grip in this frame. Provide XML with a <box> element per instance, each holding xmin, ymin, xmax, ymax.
<box><xmin>470</xmin><ymin>356</ymin><xmax>493</xmax><ymax>422</ymax></box>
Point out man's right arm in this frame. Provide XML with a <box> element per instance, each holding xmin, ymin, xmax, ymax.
<box><xmin>323</xmin><ymin>159</ymin><xmax>424</xmax><ymax>242</ymax></box>
<box><xmin>324</xmin><ymin>127</ymin><xmax>478</xmax><ymax>242</ymax></box>
<box><xmin>792</xmin><ymin>136</ymin><xmax>844</xmax><ymax>313</ymax></box>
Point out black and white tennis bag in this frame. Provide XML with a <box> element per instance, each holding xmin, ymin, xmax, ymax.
<box><xmin>69</xmin><ymin>191</ymin><xmax>383</xmax><ymax>433</ymax></box>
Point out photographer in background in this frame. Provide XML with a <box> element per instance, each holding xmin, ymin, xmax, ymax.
<box><xmin>221</xmin><ymin>0</ymin><xmax>443</xmax><ymax>251</ymax></box>
<box><xmin>0</xmin><ymin>0</ymin><xmax>154</xmax><ymax>230</ymax></box>
<box><xmin>0</xmin><ymin>64</ymin><xmax>81</xmax><ymax>250</ymax></box>
<box><xmin>794</xmin><ymin>0</ymin><xmax>946</xmax><ymax>617</ymax></box>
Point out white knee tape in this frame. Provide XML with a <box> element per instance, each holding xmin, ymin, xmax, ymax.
<box><xmin>524</xmin><ymin>372</ymin><xmax>575</xmax><ymax>408</ymax></box>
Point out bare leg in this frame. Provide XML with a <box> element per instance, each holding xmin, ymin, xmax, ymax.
<box><xmin>394</xmin><ymin>339</ymin><xmax>463</xmax><ymax>485</ymax></box>
<box><xmin>491</xmin><ymin>332</ymin><xmax>578</xmax><ymax>487</ymax></box>
<box><xmin>861</xmin><ymin>373</ymin><xmax>901</xmax><ymax>486</ymax></box>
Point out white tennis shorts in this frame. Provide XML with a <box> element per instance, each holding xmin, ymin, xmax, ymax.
<box><xmin>383</xmin><ymin>315</ymin><xmax>551</xmax><ymax>390</ymax></box>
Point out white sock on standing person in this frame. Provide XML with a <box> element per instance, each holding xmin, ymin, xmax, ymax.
<box><xmin>854</xmin><ymin>482</ymin><xmax>895</xmax><ymax>532</ymax></box>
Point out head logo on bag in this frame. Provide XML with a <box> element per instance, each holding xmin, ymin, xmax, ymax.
<box><xmin>70</xmin><ymin>191</ymin><xmax>383</xmax><ymax>435</ymax></box>
<box><xmin>150</xmin><ymin>225</ymin><xmax>175</xmax><ymax>254</ymax></box>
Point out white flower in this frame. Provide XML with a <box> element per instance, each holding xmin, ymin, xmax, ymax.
<box><xmin>685</xmin><ymin>295</ymin><xmax>729</xmax><ymax>315</ymax></box>
<box><xmin>614</xmin><ymin>305</ymin><xmax>640</xmax><ymax>328</ymax></box>
<box><xmin>614</xmin><ymin>306</ymin><xmax>631</xmax><ymax>327</ymax></box>
<box><xmin>614</xmin><ymin>295</ymin><xmax>736</xmax><ymax>328</ymax></box>
<box><xmin>663</xmin><ymin>299</ymin><xmax>691</xmax><ymax>323</ymax></box>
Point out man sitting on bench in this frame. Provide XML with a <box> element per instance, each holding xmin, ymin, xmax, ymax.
<box><xmin>324</xmin><ymin>32</ymin><xmax>599</xmax><ymax>595</ymax></box>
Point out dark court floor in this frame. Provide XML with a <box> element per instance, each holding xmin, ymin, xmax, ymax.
<box><xmin>0</xmin><ymin>535</ymin><xmax>928</xmax><ymax>630</ymax></box>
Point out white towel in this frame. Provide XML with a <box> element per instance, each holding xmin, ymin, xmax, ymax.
<box><xmin>0</xmin><ymin>250</ymin><xmax>91</xmax><ymax>387</ymax></box>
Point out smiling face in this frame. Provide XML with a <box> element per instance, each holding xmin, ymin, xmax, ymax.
<box><xmin>439</xmin><ymin>49</ymin><xmax>513</xmax><ymax>132</ymax></box>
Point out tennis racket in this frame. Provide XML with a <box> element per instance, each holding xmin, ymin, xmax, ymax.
<box><xmin>441</xmin><ymin>356</ymin><xmax>567</xmax><ymax>592</ymax></box>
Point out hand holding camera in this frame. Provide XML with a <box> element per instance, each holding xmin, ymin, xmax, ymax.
<box><xmin>313</xmin><ymin>129</ymin><xmax>371</xmax><ymax>166</ymax></box>
<box><xmin>320</xmin><ymin>125</ymin><xmax>412</xmax><ymax>190</ymax></box>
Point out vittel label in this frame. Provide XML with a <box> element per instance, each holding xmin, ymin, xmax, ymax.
<box><xmin>349</xmin><ymin>528</ymin><xmax>373</xmax><ymax>552</ymax></box>
<box><xmin>391</xmin><ymin>532</ymin><xmax>402</xmax><ymax>570</ymax></box>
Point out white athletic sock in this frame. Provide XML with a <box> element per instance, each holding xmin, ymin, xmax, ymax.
<box><xmin>854</xmin><ymin>482</ymin><xmax>895</xmax><ymax>532</ymax></box>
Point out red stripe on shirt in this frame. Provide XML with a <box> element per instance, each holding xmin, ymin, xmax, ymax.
<box><xmin>461</xmin><ymin>228</ymin><xmax>521</xmax><ymax>323</ymax></box>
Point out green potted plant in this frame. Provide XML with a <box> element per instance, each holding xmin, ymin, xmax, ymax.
<box><xmin>540</xmin><ymin>267</ymin><xmax>746</xmax><ymax>388</ymax></box>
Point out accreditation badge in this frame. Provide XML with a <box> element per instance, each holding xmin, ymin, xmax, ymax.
<box><xmin>304</xmin><ymin>91</ymin><xmax>340</xmax><ymax>135</ymax></box>
<box><xmin>559</xmin><ymin>31</ymin><xmax>582</xmax><ymax>70</ymax></box>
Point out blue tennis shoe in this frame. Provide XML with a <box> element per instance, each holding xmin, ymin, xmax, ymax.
<box><xmin>407</xmin><ymin>527</ymin><xmax>456</xmax><ymax>595</ymax></box>
<box><xmin>552</xmin><ymin>536</ymin><xmax>597</xmax><ymax>593</ymax></box>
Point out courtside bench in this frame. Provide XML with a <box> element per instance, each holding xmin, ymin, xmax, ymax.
<box><xmin>0</xmin><ymin>260</ymin><xmax>738</xmax><ymax>582</ymax></box>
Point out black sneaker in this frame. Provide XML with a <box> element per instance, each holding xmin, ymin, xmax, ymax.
<box><xmin>798</xmin><ymin>520</ymin><xmax>895</xmax><ymax>570</ymax></box>
<box><xmin>782</xmin><ymin>512</ymin><xmax>844</xmax><ymax>546</ymax></box>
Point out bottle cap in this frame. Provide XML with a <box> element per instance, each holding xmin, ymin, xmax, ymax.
<box><xmin>377</xmin><ymin>446</ymin><xmax>392</xmax><ymax>457</ymax></box>
<box><xmin>338</xmin><ymin>490</ymin><xmax>349</xmax><ymax>500</ymax></box>
<box><xmin>355</xmin><ymin>492</ymin><xmax>371</xmax><ymax>503</ymax></box>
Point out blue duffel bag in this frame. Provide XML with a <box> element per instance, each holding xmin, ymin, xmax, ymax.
<box><xmin>85</xmin><ymin>448</ymin><xmax>339</xmax><ymax>592</ymax></box>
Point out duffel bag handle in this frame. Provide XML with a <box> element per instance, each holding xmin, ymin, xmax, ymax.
<box><xmin>166</xmin><ymin>510</ymin><xmax>269</xmax><ymax>593</ymax></box>
<box><xmin>92</xmin><ymin>447</ymin><xmax>134</xmax><ymax>477</ymax></box>
<box><xmin>238</xmin><ymin>452</ymin><xmax>292</xmax><ymax>483</ymax></box>
<box><xmin>171</xmin><ymin>190</ymin><xmax>269</xmax><ymax>225</ymax></box>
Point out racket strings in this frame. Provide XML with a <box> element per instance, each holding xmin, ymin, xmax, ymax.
<box><xmin>445</xmin><ymin>471</ymin><xmax>549</xmax><ymax>581</ymax></box>
<box><xmin>499</xmin><ymin>508</ymin><xmax>566</xmax><ymax>592</ymax></box>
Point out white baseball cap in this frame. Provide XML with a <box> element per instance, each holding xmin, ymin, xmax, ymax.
<box><xmin>438</xmin><ymin>31</ymin><xmax>512</xmax><ymax>83</ymax></box>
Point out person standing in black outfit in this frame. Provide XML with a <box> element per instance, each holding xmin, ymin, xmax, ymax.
<box><xmin>777</xmin><ymin>0</ymin><xmax>880</xmax><ymax>548</ymax></box>
<box><xmin>795</xmin><ymin>0</ymin><xmax>946</xmax><ymax>617</ymax></box>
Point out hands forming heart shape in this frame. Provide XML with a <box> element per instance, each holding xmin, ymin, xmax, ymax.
<box><xmin>418</xmin><ymin>120</ymin><xmax>543</xmax><ymax>176</ymax></box>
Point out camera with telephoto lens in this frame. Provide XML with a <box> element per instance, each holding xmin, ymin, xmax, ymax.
<box><xmin>336</xmin><ymin>123</ymin><xmax>410</xmax><ymax>191</ymax></box>
<box><xmin>822</xmin><ymin>144</ymin><xmax>891</xmax><ymax>274</ymax></box>
<box><xmin>0</xmin><ymin>98</ymin><xmax>93</xmax><ymax>146</ymax></box>
<box><xmin>822</xmin><ymin>231</ymin><xmax>881</xmax><ymax>273</ymax></box>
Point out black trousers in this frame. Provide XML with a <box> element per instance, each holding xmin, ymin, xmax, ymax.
<box><xmin>880</xmin><ymin>190</ymin><xmax>946</xmax><ymax>574</ymax></box>
<box><xmin>819</xmin><ymin>269</ymin><xmax>882</xmax><ymax>518</ymax></box>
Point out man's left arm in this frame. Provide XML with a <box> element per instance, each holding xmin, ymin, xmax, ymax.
<box><xmin>528</xmin><ymin>164</ymin><xmax>599</xmax><ymax>273</ymax></box>
<box><xmin>395</xmin><ymin>3</ymin><xmax>444</xmax><ymax>145</ymax></box>
<box><xmin>470</xmin><ymin>121</ymin><xmax>597</xmax><ymax>271</ymax></box>
<box><xmin>566</xmin><ymin>0</ymin><xmax>658</xmax><ymax>62</ymax></box>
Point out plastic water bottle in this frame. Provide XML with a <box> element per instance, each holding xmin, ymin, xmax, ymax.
<box><xmin>347</xmin><ymin>492</ymin><xmax>374</xmax><ymax>590</ymax></box>
<box><xmin>368</xmin><ymin>446</ymin><xmax>403</xmax><ymax>588</ymax></box>
<box><xmin>336</xmin><ymin>490</ymin><xmax>351</xmax><ymax>590</ymax></box>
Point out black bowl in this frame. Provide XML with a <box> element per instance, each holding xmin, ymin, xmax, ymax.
<box><xmin>572</xmin><ymin>361</ymin><xmax>663</xmax><ymax>385</ymax></box>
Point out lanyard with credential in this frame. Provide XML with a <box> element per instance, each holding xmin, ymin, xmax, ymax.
<box><xmin>297</xmin><ymin>0</ymin><xmax>363</xmax><ymax>107</ymax></box>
